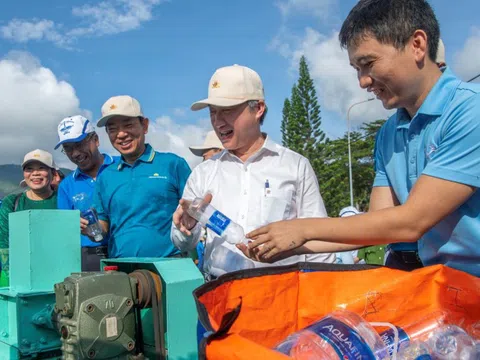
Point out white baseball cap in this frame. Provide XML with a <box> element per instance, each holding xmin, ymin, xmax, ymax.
<box><xmin>55</xmin><ymin>115</ymin><xmax>95</xmax><ymax>150</ymax></box>
<box><xmin>189</xmin><ymin>130</ymin><xmax>224</xmax><ymax>157</ymax></box>
<box><xmin>97</xmin><ymin>95</ymin><xmax>143</xmax><ymax>127</ymax></box>
<box><xmin>436</xmin><ymin>38</ymin><xmax>445</xmax><ymax>65</ymax></box>
<box><xmin>339</xmin><ymin>206</ymin><xmax>361</xmax><ymax>217</ymax></box>
<box><xmin>22</xmin><ymin>149</ymin><xmax>57</xmax><ymax>169</ymax></box>
<box><xmin>191</xmin><ymin>64</ymin><xmax>265</xmax><ymax>111</ymax></box>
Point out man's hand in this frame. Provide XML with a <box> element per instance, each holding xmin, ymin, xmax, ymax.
<box><xmin>173</xmin><ymin>193</ymin><xmax>212</xmax><ymax>236</ymax></box>
<box><xmin>245</xmin><ymin>219</ymin><xmax>309</xmax><ymax>260</ymax></box>
<box><xmin>236</xmin><ymin>242</ymin><xmax>298</xmax><ymax>263</ymax></box>
<box><xmin>80</xmin><ymin>217</ymin><xmax>91</xmax><ymax>236</ymax></box>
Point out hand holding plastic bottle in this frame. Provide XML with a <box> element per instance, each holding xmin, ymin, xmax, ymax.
<box><xmin>173</xmin><ymin>193</ymin><xmax>213</xmax><ymax>236</ymax></box>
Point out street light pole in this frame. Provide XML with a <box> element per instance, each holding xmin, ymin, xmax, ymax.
<box><xmin>347</xmin><ymin>97</ymin><xmax>374</xmax><ymax>207</ymax></box>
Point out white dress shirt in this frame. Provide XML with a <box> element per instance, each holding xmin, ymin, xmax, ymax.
<box><xmin>171</xmin><ymin>136</ymin><xmax>335</xmax><ymax>278</ymax></box>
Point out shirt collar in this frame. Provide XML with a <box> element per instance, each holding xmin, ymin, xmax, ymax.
<box><xmin>73</xmin><ymin>153</ymin><xmax>115</xmax><ymax>179</ymax></box>
<box><xmin>218</xmin><ymin>133</ymin><xmax>278</xmax><ymax>162</ymax></box>
<box><xmin>117</xmin><ymin>143</ymin><xmax>155</xmax><ymax>170</ymax></box>
<box><xmin>395</xmin><ymin>67</ymin><xmax>461</xmax><ymax>130</ymax></box>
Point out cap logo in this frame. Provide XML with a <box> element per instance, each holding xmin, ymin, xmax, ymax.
<box><xmin>59</xmin><ymin>120</ymin><xmax>74</xmax><ymax>135</ymax></box>
<box><xmin>212</xmin><ymin>81</ymin><xmax>220</xmax><ymax>89</ymax></box>
<box><xmin>110</xmin><ymin>104</ymin><xmax>117</xmax><ymax>110</ymax></box>
<box><xmin>33</xmin><ymin>153</ymin><xmax>40</xmax><ymax>158</ymax></box>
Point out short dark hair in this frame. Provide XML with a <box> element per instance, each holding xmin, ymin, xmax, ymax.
<box><xmin>339</xmin><ymin>0</ymin><xmax>440</xmax><ymax>62</ymax></box>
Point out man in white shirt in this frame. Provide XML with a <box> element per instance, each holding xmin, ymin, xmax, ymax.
<box><xmin>172</xmin><ymin>64</ymin><xmax>335</xmax><ymax>279</ymax></box>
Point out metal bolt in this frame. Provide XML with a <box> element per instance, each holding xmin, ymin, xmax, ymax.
<box><xmin>88</xmin><ymin>349</ymin><xmax>96</xmax><ymax>358</ymax></box>
<box><xmin>127</xmin><ymin>341</ymin><xmax>135</xmax><ymax>351</ymax></box>
<box><xmin>86</xmin><ymin>304</ymin><xmax>95</xmax><ymax>313</ymax></box>
<box><xmin>21</xmin><ymin>339</ymin><xmax>30</xmax><ymax>347</ymax></box>
<box><xmin>126</xmin><ymin>299</ymin><xmax>133</xmax><ymax>307</ymax></box>
<box><xmin>1</xmin><ymin>331</ymin><xmax>8</xmax><ymax>338</ymax></box>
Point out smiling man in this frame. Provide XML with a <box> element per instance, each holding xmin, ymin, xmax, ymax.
<box><xmin>93</xmin><ymin>95</ymin><xmax>191</xmax><ymax>259</ymax></box>
<box><xmin>171</xmin><ymin>65</ymin><xmax>334</xmax><ymax>280</ymax></box>
<box><xmin>55</xmin><ymin>115</ymin><xmax>114</xmax><ymax>271</ymax></box>
<box><xmin>243</xmin><ymin>0</ymin><xmax>480</xmax><ymax>277</ymax></box>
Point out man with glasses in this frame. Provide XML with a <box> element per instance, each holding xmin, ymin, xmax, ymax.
<box><xmin>55</xmin><ymin>115</ymin><xmax>114</xmax><ymax>271</ymax></box>
<box><xmin>93</xmin><ymin>95</ymin><xmax>191</xmax><ymax>259</ymax></box>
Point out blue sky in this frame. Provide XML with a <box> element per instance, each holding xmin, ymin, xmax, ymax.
<box><xmin>0</xmin><ymin>0</ymin><xmax>479</xmax><ymax>168</ymax></box>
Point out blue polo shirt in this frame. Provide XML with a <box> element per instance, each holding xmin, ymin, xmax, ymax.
<box><xmin>93</xmin><ymin>144</ymin><xmax>191</xmax><ymax>258</ymax></box>
<box><xmin>373</xmin><ymin>67</ymin><xmax>480</xmax><ymax>276</ymax></box>
<box><xmin>57</xmin><ymin>154</ymin><xmax>115</xmax><ymax>247</ymax></box>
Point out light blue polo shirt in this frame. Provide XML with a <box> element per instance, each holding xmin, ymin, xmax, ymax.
<box><xmin>57</xmin><ymin>154</ymin><xmax>115</xmax><ymax>247</ymax></box>
<box><xmin>373</xmin><ymin>67</ymin><xmax>480</xmax><ymax>276</ymax></box>
<box><xmin>93</xmin><ymin>144</ymin><xmax>191</xmax><ymax>258</ymax></box>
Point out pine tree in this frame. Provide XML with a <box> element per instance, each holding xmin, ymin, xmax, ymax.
<box><xmin>281</xmin><ymin>55</ymin><xmax>327</xmax><ymax>173</ymax></box>
<box><xmin>281</xmin><ymin>98</ymin><xmax>291</xmax><ymax>147</ymax></box>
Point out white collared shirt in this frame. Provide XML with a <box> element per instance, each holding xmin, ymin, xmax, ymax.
<box><xmin>171</xmin><ymin>136</ymin><xmax>335</xmax><ymax>277</ymax></box>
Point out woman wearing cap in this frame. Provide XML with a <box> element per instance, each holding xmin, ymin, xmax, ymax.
<box><xmin>0</xmin><ymin>149</ymin><xmax>58</xmax><ymax>286</ymax></box>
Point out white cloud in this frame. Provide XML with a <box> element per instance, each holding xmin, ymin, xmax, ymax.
<box><xmin>278</xmin><ymin>28</ymin><xmax>393</xmax><ymax>126</ymax></box>
<box><xmin>69</xmin><ymin>0</ymin><xmax>162</xmax><ymax>37</ymax></box>
<box><xmin>0</xmin><ymin>19</ymin><xmax>69</xmax><ymax>47</ymax></box>
<box><xmin>0</xmin><ymin>51</ymin><xmax>84</xmax><ymax>167</ymax></box>
<box><xmin>277</xmin><ymin>0</ymin><xmax>336</xmax><ymax>19</ymax></box>
<box><xmin>172</xmin><ymin>107</ymin><xmax>187</xmax><ymax>118</ymax></box>
<box><xmin>453</xmin><ymin>27</ymin><xmax>480</xmax><ymax>83</ymax></box>
<box><xmin>1</xmin><ymin>0</ymin><xmax>163</xmax><ymax>48</ymax></box>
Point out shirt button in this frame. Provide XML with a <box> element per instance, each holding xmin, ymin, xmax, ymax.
<box><xmin>410</xmin><ymin>134</ymin><xmax>415</xmax><ymax>140</ymax></box>
<box><xmin>241</xmin><ymin>215</ymin><xmax>245</xmax><ymax>219</ymax></box>
<box><xmin>243</xmin><ymin>190</ymin><xmax>247</xmax><ymax>195</ymax></box>
<box><xmin>410</xmin><ymin>159</ymin><xmax>415</xmax><ymax>164</ymax></box>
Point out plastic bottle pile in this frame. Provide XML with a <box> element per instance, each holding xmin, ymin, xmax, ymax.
<box><xmin>274</xmin><ymin>309</ymin><xmax>478</xmax><ymax>360</ymax></box>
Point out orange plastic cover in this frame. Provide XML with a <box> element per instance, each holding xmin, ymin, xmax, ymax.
<box><xmin>194</xmin><ymin>264</ymin><xmax>480</xmax><ymax>359</ymax></box>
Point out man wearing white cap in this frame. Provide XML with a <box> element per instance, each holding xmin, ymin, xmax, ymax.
<box><xmin>55</xmin><ymin>115</ymin><xmax>115</xmax><ymax>271</ymax></box>
<box><xmin>0</xmin><ymin>149</ymin><xmax>58</xmax><ymax>286</ymax></box>
<box><xmin>93</xmin><ymin>95</ymin><xmax>191</xmax><ymax>258</ymax></box>
<box><xmin>172</xmin><ymin>64</ymin><xmax>334</xmax><ymax>280</ymax></box>
<box><xmin>189</xmin><ymin>130</ymin><xmax>224</xmax><ymax>161</ymax></box>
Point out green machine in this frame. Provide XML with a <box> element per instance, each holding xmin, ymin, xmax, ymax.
<box><xmin>54</xmin><ymin>258</ymin><xmax>204</xmax><ymax>360</ymax></box>
<box><xmin>0</xmin><ymin>210</ymin><xmax>81</xmax><ymax>359</ymax></box>
<box><xmin>0</xmin><ymin>209</ymin><xmax>204</xmax><ymax>359</ymax></box>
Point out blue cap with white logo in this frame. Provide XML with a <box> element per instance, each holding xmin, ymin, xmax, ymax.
<box><xmin>55</xmin><ymin>115</ymin><xmax>95</xmax><ymax>150</ymax></box>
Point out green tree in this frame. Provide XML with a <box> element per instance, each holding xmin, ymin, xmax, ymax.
<box><xmin>319</xmin><ymin>119</ymin><xmax>386</xmax><ymax>216</ymax></box>
<box><xmin>281</xmin><ymin>56</ymin><xmax>326</xmax><ymax>163</ymax></box>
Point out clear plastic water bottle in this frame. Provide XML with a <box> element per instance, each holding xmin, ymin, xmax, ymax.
<box><xmin>72</xmin><ymin>193</ymin><xmax>104</xmax><ymax>242</ymax></box>
<box><xmin>396</xmin><ymin>341</ymin><xmax>432</xmax><ymax>359</ymax></box>
<box><xmin>379</xmin><ymin>311</ymin><xmax>448</xmax><ymax>357</ymax></box>
<box><xmin>187</xmin><ymin>197</ymin><xmax>247</xmax><ymax>245</ymax></box>
<box><xmin>274</xmin><ymin>309</ymin><xmax>389</xmax><ymax>360</ymax></box>
<box><xmin>427</xmin><ymin>325</ymin><xmax>477</xmax><ymax>360</ymax></box>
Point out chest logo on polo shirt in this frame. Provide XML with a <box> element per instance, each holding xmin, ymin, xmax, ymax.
<box><xmin>425</xmin><ymin>144</ymin><xmax>437</xmax><ymax>160</ymax></box>
<box><xmin>149</xmin><ymin>173</ymin><xmax>167</xmax><ymax>179</ymax></box>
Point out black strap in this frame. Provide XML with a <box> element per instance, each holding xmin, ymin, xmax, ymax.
<box><xmin>13</xmin><ymin>193</ymin><xmax>22</xmax><ymax>212</ymax></box>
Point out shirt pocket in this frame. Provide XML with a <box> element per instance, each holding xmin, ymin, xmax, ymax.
<box><xmin>260</xmin><ymin>189</ymin><xmax>294</xmax><ymax>224</ymax></box>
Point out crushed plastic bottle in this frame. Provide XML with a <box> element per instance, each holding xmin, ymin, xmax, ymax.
<box><xmin>187</xmin><ymin>197</ymin><xmax>247</xmax><ymax>245</ymax></box>
<box><xmin>274</xmin><ymin>309</ymin><xmax>389</xmax><ymax>360</ymax></box>
<box><xmin>396</xmin><ymin>341</ymin><xmax>432</xmax><ymax>360</ymax></box>
<box><xmin>427</xmin><ymin>325</ymin><xmax>478</xmax><ymax>360</ymax></box>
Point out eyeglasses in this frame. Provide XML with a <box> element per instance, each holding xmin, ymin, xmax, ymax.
<box><xmin>61</xmin><ymin>133</ymin><xmax>95</xmax><ymax>154</ymax></box>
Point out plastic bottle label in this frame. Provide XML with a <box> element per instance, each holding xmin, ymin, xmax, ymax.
<box><xmin>308</xmin><ymin>317</ymin><xmax>377</xmax><ymax>359</ymax></box>
<box><xmin>81</xmin><ymin>209</ymin><xmax>98</xmax><ymax>225</ymax></box>
<box><xmin>206</xmin><ymin>211</ymin><xmax>231</xmax><ymax>236</ymax></box>
<box><xmin>380</xmin><ymin>327</ymin><xmax>410</xmax><ymax>356</ymax></box>
<box><xmin>415</xmin><ymin>355</ymin><xmax>432</xmax><ymax>360</ymax></box>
